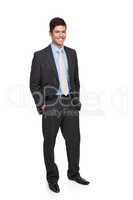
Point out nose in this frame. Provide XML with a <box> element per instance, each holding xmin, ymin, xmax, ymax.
<box><xmin>58</xmin><ymin>32</ymin><xmax>63</xmax><ymax>37</ymax></box>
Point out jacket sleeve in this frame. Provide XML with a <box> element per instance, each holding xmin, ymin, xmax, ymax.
<box><xmin>29</xmin><ymin>52</ymin><xmax>43</xmax><ymax>114</ymax></box>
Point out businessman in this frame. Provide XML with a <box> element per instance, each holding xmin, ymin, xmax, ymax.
<box><xmin>30</xmin><ymin>17</ymin><xmax>90</xmax><ymax>193</ymax></box>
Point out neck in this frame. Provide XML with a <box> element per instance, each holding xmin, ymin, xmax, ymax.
<box><xmin>52</xmin><ymin>41</ymin><xmax>63</xmax><ymax>49</ymax></box>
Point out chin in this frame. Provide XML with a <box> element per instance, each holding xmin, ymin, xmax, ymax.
<box><xmin>56</xmin><ymin>40</ymin><xmax>64</xmax><ymax>46</ymax></box>
<box><xmin>57</xmin><ymin>42</ymin><xmax>64</xmax><ymax>47</ymax></box>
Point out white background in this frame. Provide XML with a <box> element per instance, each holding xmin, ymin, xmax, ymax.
<box><xmin>0</xmin><ymin>0</ymin><xmax>133</xmax><ymax>199</ymax></box>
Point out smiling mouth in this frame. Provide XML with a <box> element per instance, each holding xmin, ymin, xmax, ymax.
<box><xmin>57</xmin><ymin>39</ymin><xmax>64</xmax><ymax>42</ymax></box>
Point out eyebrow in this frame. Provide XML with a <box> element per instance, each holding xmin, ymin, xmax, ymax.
<box><xmin>54</xmin><ymin>30</ymin><xmax>66</xmax><ymax>32</ymax></box>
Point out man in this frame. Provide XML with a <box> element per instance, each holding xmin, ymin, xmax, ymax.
<box><xmin>30</xmin><ymin>17</ymin><xmax>90</xmax><ymax>193</ymax></box>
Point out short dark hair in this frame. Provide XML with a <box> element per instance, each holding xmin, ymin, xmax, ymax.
<box><xmin>49</xmin><ymin>17</ymin><xmax>67</xmax><ymax>32</ymax></box>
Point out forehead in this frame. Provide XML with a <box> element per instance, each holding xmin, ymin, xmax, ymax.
<box><xmin>53</xmin><ymin>25</ymin><xmax>66</xmax><ymax>31</ymax></box>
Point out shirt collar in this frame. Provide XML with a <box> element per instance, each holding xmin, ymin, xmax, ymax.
<box><xmin>51</xmin><ymin>42</ymin><xmax>64</xmax><ymax>53</ymax></box>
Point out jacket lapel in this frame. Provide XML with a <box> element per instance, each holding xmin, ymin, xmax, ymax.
<box><xmin>46</xmin><ymin>44</ymin><xmax>59</xmax><ymax>84</ymax></box>
<box><xmin>64</xmin><ymin>46</ymin><xmax>72</xmax><ymax>83</ymax></box>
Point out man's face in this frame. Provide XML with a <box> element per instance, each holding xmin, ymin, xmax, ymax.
<box><xmin>50</xmin><ymin>25</ymin><xmax>66</xmax><ymax>47</ymax></box>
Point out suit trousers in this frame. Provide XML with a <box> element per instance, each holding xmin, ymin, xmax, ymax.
<box><xmin>42</xmin><ymin>95</ymin><xmax>80</xmax><ymax>184</ymax></box>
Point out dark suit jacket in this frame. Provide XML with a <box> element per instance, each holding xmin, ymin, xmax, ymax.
<box><xmin>30</xmin><ymin>44</ymin><xmax>81</xmax><ymax>114</ymax></box>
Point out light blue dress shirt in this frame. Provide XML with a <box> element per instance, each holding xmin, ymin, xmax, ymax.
<box><xmin>51</xmin><ymin>42</ymin><xmax>71</xmax><ymax>95</ymax></box>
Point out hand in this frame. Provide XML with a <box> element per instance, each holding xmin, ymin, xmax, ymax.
<box><xmin>71</xmin><ymin>99</ymin><xmax>82</xmax><ymax>111</ymax></box>
<box><xmin>41</xmin><ymin>104</ymin><xmax>47</xmax><ymax>112</ymax></box>
<box><xmin>36</xmin><ymin>104</ymin><xmax>47</xmax><ymax>115</ymax></box>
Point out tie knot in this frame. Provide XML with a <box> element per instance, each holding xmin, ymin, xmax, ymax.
<box><xmin>57</xmin><ymin>48</ymin><xmax>63</xmax><ymax>54</ymax></box>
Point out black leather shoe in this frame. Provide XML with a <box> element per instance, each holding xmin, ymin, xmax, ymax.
<box><xmin>68</xmin><ymin>176</ymin><xmax>90</xmax><ymax>185</ymax></box>
<box><xmin>48</xmin><ymin>182</ymin><xmax>60</xmax><ymax>193</ymax></box>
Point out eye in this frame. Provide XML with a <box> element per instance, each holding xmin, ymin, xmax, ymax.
<box><xmin>54</xmin><ymin>31</ymin><xmax>59</xmax><ymax>34</ymax></box>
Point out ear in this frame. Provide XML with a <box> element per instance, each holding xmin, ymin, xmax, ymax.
<box><xmin>49</xmin><ymin>31</ymin><xmax>52</xmax><ymax>36</ymax></box>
